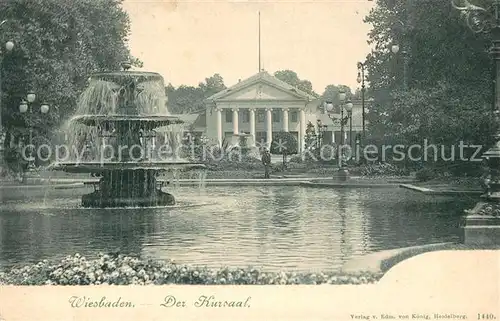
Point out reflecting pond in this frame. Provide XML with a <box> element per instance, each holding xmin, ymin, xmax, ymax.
<box><xmin>0</xmin><ymin>185</ymin><xmax>475</xmax><ymax>272</ymax></box>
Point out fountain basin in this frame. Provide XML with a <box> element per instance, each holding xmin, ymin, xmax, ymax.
<box><xmin>71</xmin><ymin>115</ymin><xmax>183</xmax><ymax>128</ymax></box>
<box><xmin>82</xmin><ymin>189</ymin><xmax>175</xmax><ymax>208</ymax></box>
<box><xmin>49</xmin><ymin>161</ymin><xmax>206</xmax><ymax>173</ymax></box>
<box><xmin>91</xmin><ymin>71</ymin><xmax>163</xmax><ymax>83</ymax></box>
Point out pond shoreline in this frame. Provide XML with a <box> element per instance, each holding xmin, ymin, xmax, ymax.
<box><xmin>2</xmin><ymin>243</ymin><xmax>497</xmax><ymax>285</ymax></box>
<box><xmin>0</xmin><ymin>174</ymin><xmax>414</xmax><ymax>188</ymax></box>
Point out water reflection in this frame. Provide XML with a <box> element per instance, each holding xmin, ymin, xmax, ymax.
<box><xmin>337</xmin><ymin>192</ymin><xmax>350</xmax><ymax>261</ymax></box>
<box><xmin>0</xmin><ymin>186</ymin><xmax>476</xmax><ymax>272</ymax></box>
<box><xmin>270</xmin><ymin>187</ymin><xmax>300</xmax><ymax>232</ymax></box>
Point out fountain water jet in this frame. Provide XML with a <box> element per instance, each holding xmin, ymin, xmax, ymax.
<box><xmin>49</xmin><ymin>63</ymin><xmax>205</xmax><ymax>208</ymax></box>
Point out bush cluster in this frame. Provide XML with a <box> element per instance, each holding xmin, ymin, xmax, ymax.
<box><xmin>415</xmin><ymin>167</ymin><xmax>437</xmax><ymax>182</ymax></box>
<box><xmin>475</xmin><ymin>204</ymin><xmax>500</xmax><ymax>217</ymax></box>
<box><xmin>204</xmin><ymin>155</ymin><xmax>263</xmax><ymax>172</ymax></box>
<box><xmin>358</xmin><ymin>163</ymin><xmax>410</xmax><ymax>177</ymax></box>
<box><xmin>0</xmin><ymin>253</ymin><xmax>383</xmax><ymax>286</ymax></box>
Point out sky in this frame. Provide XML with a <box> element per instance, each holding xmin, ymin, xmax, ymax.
<box><xmin>122</xmin><ymin>0</ymin><xmax>375</xmax><ymax>94</ymax></box>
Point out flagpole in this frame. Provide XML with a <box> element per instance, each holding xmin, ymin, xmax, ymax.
<box><xmin>258</xmin><ymin>11</ymin><xmax>261</xmax><ymax>72</ymax></box>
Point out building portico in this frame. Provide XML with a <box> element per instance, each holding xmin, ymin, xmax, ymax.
<box><xmin>205</xmin><ymin>70</ymin><xmax>318</xmax><ymax>152</ymax></box>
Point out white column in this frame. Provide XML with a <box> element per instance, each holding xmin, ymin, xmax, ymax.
<box><xmin>249</xmin><ymin>108</ymin><xmax>256</xmax><ymax>146</ymax></box>
<box><xmin>266</xmin><ymin>108</ymin><xmax>273</xmax><ymax>148</ymax></box>
<box><xmin>216</xmin><ymin>108</ymin><xmax>222</xmax><ymax>148</ymax></box>
<box><xmin>299</xmin><ymin>108</ymin><xmax>306</xmax><ymax>153</ymax></box>
<box><xmin>282</xmin><ymin>108</ymin><xmax>289</xmax><ymax>132</ymax></box>
<box><xmin>331</xmin><ymin>130</ymin><xmax>335</xmax><ymax>144</ymax></box>
<box><xmin>232</xmin><ymin>108</ymin><xmax>239</xmax><ymax>135</ymax></box>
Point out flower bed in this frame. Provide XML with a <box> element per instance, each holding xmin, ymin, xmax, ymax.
<box><xmin>474</xmin><ymin>203</ymin><xmax>500</xmax><ymax>217</ymax></box>
<box><xmin>0</xmin><ymin>253</ymin><xmax>383</xmax><ymax>285</ymax></box>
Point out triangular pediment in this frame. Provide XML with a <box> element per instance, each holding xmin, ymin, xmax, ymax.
<box><xmin>206</xmin><ymin>71</ymin><xmax>316</xmax><ymax>102</ymax></box>
<box><xmin>222</xmin><ymin>82</ymin><xmax>305</xmax><ymax>101</ymax></box>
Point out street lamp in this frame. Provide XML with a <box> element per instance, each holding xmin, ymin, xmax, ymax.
<box><xmin>344</xmin><ymin>101</ymin><xmax>353</xmax><ymax>149</ymax></box>
<box><xmin>19</xmin><ymin>92</ymin><xmax>50</xmax><ymax>172</ymax></box>
<box><xmin>323</xmin><ymin>91</ymin><xmax>352</xmax><ymax>181</ymax></box>
<box><xmin>357</xmin><ymin>61</ymin><xmax>367</xmax><ymax>138</ymax></box>
<box><xmin>452</xmin><ymin>0</ymin><xmax>500</xmax><ymax>245</ymax></box>
<box><xmin>391</xmin><ymin>43</ymin><xmax>409</xmax><ymax>90</ymax></box>
<box><xmin>0</xmin><ymin>21</ymin><xmax>14</xmax><ymax>173</ymax></box>
<box><xmin>355</xmin><ymin>134</ymin><xmax>361</xmax><ymax>163</ymax></box>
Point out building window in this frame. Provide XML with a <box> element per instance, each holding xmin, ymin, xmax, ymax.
<box><xmin>225</xmin><ymin>110</ymin><xmax>232</xmax><ymax>123</ymax></box>
<box><xmin>241</xmin><ymin>110</ymin><xmax>249</xmax><ymax>123</ymax></box>
<box><xmin>272</xmin><ymin>110</ymin><xmax>280</xmax><ymax>123</ymax></box>
<box><xmin>255</xmin><ymin>131</ymin><xmax>267</xmax><ymax>145</ymax></box>
<box><xmin>322</xmin><ymin>131</ymin><xmax>333</xmax><ymax>145</ymax></box>
<box><xmin>257</xmin><ymin>110</ymin><xmax>265</xmax><ymax>123</ymax></box>
<box><xmin>290</xmin><ymin>111</ymin><xmax>298</xmax><ymax>122</ymax></box>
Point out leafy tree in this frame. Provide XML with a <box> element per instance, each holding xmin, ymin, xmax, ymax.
<box><xmin>166</xmin><ymin>85</ymin><xmax>205</xmax><ymax>114</ymax></box>
<box><xmin>363</xmin><ymin>0</ymin><xmax>494</xmax><ymax>175</ymax></box>
<box><xmin>303</xmin><ymin>121</ymin><xmax>317</xmax><ymax>161</ymax></box>
<box><xmin>320</xmin><ymin>85</ymin><xmax>354</xmax><ymax>112</ymax></box>
<box><xmin>166</xmin><ymin>73</ymin><xmax>227</xmax><ymax>114</ymax></box>
<box><xmin>270</xmin><ymin>131</ymin><xmax>298</xmax><ymax>168</ymax></box>
<box><xmin>273</xmin><ymin>70</ymin><xmax>319</xmax><ymax>97</ymax></box>
<box><xmin>199</xmin><ymin>74</ymin><xmax>226</xmax><ymax>98</ymax></box>
<box><xmin>0</xmin><ymin>0</ymin><xmax>140</xmax><ymax>170</ymax></box>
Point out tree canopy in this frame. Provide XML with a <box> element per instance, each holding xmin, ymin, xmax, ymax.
<box><xmin>319</xmin><ymin>84</ymin><xmax>355</xmax><ymax>112</ymax></box>
<box><xmin>363</xmin><ymin>0</ymin><xmax>495</xmax><ymax>171</ymax></box>
<box><xmin>273</xmin><ymin>70</ymin><xmax>319</xmax><ymax>97</ymax></box>
<box><xmin>0</xmin><ymin>0</ymin><xmax>140</xmax><ymax>147</ymax></box>
<box><xmin>270</xmin><ymin>131</ymin><xmax>298</xmax><ymax>166</ymax></box>
<box><xmin>165</xmin><ymin>74</ymin><xmax>227</xmax><ymax>114</ymax></box>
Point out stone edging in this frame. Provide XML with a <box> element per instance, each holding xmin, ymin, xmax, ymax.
<box><xmin>341</xmin><ymin>242</ymin><xmax>500</xmax><ymax>276</ymax></box>
<box><xmin>399</xmin><ymin>184</ymin><xmax>483</xmax><ymax>196</ymax></box>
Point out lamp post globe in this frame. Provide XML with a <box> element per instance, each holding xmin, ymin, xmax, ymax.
<box><xmin>19</xmin><ymin>100</ymin><xmax>28</xmax><ymax>113</ymax></box>
<box><xmin>5</xmin><ymin>41</ymin><xmax>14</xmax><ymax>52</ymax></box>
<box><xmin>325</xmin><ymin>102</ymin><xmax>334</xmax><ymax>112</ymax></box>
<box><xmin>27</xmin><ymin>92</ymin><xmax>36</xmax><ymax>103</ymax></box>
<box><xmin>40</xmin><ymin>103</ymin><xmax>49</xmax><ymax>114</ymax></box>
<box><xmin>357</xmin><ymin>73</ymin><xmax>362</xmax><ymax>84</ymax></box>
<box><xmin>391</xmin><ymin>44</ymin><xmax>400</xmax><ymax>54</ymax></box>
<box><xmin>345</xmin><ymin>101</ymin><xmax>353</xmax><ymax>113</ymax></box>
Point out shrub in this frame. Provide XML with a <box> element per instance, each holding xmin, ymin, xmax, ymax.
<box><xmin>359</xmin><ymin>163</ymin><xmax>409</xmax><ymax>177</ymax></box>
<box><xmin>289</xmin><ymin>155</ymin><xmax>303</xmax><ymax>163</ymax></box>
<box><xmin>204</xmin><ymin>155</ymin><xmax>263</xmax><ymax>172</ymax></box>
<box><xmin>415</xmin><ymin>167</ymin><xmax>437</xmax><ymax>182</ymax></box>
<box><xmin>270</xmin><ymin>131</ymin><xmax>298</xmax><ymax>168</ymax></box>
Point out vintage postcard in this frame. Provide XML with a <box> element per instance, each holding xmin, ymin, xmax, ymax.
<box><xmin>0</xmin><ymin>0</ymin><xmax>498</xmax><ymax>320</ymax></box>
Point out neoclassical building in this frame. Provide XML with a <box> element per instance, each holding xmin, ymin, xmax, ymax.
<box><xmin>203</xmin><ymin>70</ymin><xmax>319</xmax><ymax>153</ymax></box>
<box><xmin>183</xmin><ymin>70</ymin><xmax>365</xmax><ymax>154</ymax></box>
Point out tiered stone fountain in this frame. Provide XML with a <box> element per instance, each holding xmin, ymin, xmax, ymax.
<box><xmin>50</xmin><ymin>62</ymin><xmax>205</xmax><ymax>208</ymax></box>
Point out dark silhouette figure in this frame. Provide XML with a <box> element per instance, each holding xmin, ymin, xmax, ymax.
<box><xmin>261</xmin><ymin>148</ymin><xmax>271</xmax><ymax>179</ymax></box>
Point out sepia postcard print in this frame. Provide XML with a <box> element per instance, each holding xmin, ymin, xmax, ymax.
<box><xmin>0</xmin><ymin>0</ymin><xmax>498</xmax><ymax>320</ymax></box>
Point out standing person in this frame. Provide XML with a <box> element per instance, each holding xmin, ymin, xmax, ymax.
<box><xmin>261</xmin><ymin>148</ymin><xmax>271</xmax><ymax>179</ymax></box>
